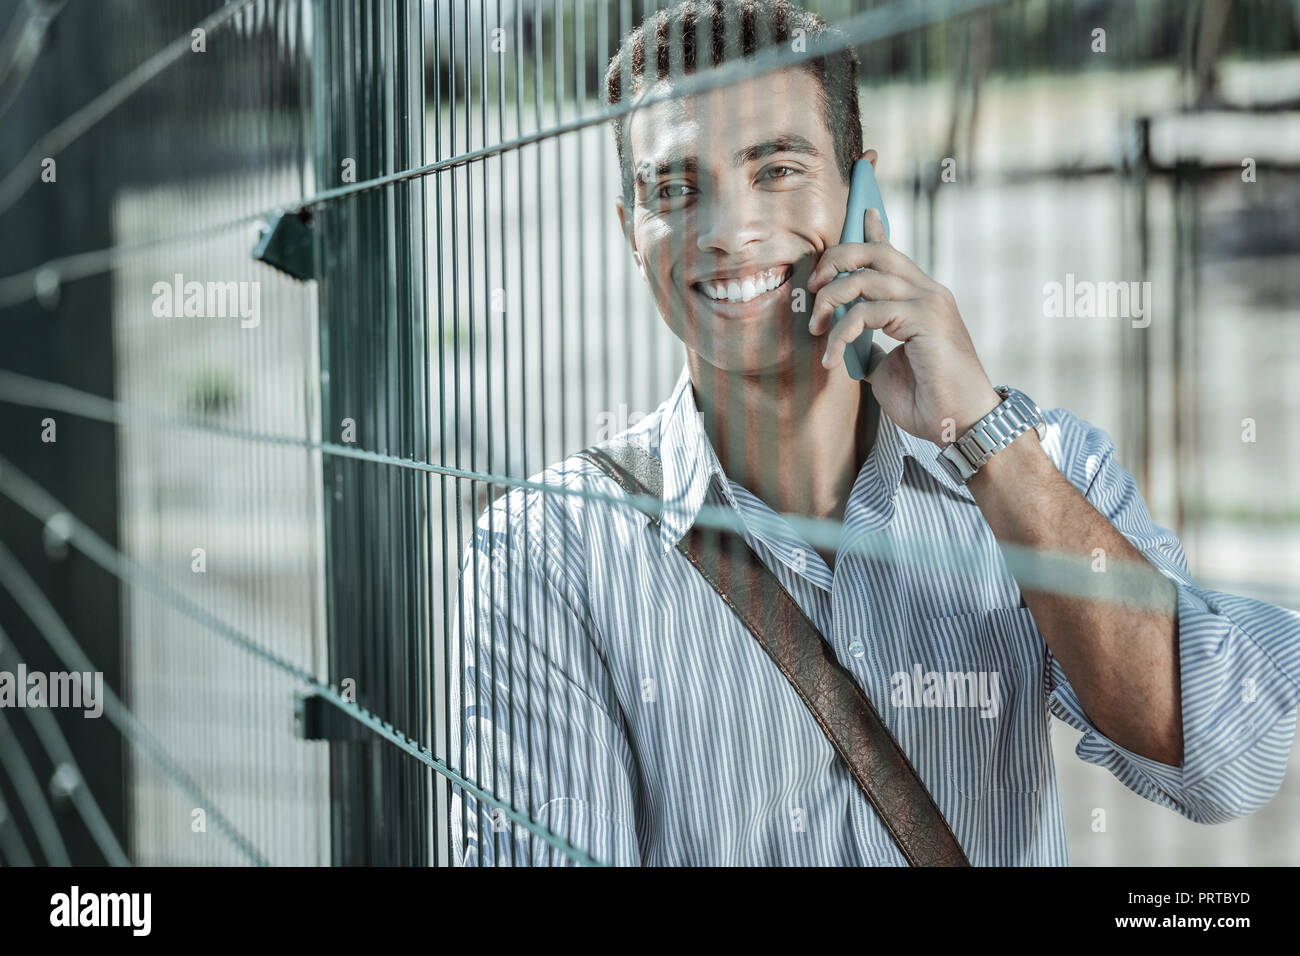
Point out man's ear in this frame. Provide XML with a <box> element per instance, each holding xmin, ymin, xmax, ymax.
<box><xmin>615</xmin><ymin>195</ymin><xmax>642</xmax><ymax>271</ymax></box>
<box><xmin>861</xmin><ymin>147</ymin><xmax>879</xmax><ymax>171</ymax></box>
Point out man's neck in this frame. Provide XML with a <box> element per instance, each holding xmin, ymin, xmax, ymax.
<box><xmin>686</xmin><ymin>352</ymin><xmax>878</xmax><ymax>526</ymax></box>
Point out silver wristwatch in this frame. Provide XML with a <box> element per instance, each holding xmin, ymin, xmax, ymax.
<box><xmin>936</xmin><ymin>385</ymin><xmax>1046</xmax><ymax>485</ymax></box>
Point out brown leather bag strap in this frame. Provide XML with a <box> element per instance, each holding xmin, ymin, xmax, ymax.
<box><xmin>576</xmin><ymin>439</ymin><xmax>971</xmax><ymax>867</ymax></box>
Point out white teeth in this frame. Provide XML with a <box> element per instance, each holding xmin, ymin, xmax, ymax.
<box><xmin>699</xmin><ymin>267</ymin><xmax>789</xmax><ymax>302</ymax></box>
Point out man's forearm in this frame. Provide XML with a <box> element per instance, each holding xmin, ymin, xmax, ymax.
<box><xmin>966</xmin><ymin>429</ymin><xmax>1184</xmax><ymax>766</ymax></box>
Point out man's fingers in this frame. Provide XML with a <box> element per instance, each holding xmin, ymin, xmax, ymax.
<box><xmin>820</xmin><ymin>300</ymin><xmax>907</xmax><ymax>369</ymax></box>
<box><xmin>808</xmin><ymin>267</ymin><xmax>910</xmax><ymax>334</ymax></box>
<box><xmin>807</xmin><ymin>244</ymin><xmax>875</xmax><ymax>291</ymax></box>
<box><xmin>807</xmin><ymin>240</ymin><xmax>921</xmax><ymax>292</ymax></box>
<box><xmin>864</xmin><ymin>206</ymin><xmax>887</xmax><ymax>243</ymax></box>
<box><xmin>861</xmin><ymin>340</ymin><xmax>890</xmax><ymax>379</ymax></box>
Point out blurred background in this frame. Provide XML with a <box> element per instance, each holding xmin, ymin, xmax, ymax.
<box><xmin>0</xmin><ymin>0</ymin><xmax>1296</xmax><ymax>866</ymax></box>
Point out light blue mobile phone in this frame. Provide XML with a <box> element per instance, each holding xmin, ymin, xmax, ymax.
<box><xmin>830</xmin><ymin>159</ymin><xmax>889</xmax><ymax>380</ymax></box>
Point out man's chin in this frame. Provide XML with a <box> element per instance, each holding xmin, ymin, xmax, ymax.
<box><xmin>683</xmin><ymin>328</ymin><xmax>816</xmax><ymax>377</ymax></box>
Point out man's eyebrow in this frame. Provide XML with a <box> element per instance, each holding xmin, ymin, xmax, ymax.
<box><xmin>637</xmin><ymin>135</ymin><xmax>822</xmax><ymax>184</ymax></box>
<box><xmin>638</xmin><ymin>156</ymin><xmax>698</xmax><ymax>183</ymax></box>
<box><xmin>732</xmin><ymin>134</ymin><xmax>821</xmax><ymax>166</ymax></box>
<box><xmin>639</xmin><ymin>135</ymin><xmax>821</xmax><ymax>185</ymax></box>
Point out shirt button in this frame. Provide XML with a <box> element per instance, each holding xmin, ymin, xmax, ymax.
<box><xmin>848</xmin><ymin>640</ymin><xmax>866</xmax><ymax>659</ymax></box>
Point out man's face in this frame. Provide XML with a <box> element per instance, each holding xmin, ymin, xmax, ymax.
<box><xmin>617</xmin><ymin>67</ymin><xmax>860</xmax><ymax>374</ymax></box>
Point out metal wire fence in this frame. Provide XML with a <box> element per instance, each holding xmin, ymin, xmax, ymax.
<box><xmin>0</xmin><ymin>0</ymin><xmax>1297</xmax><ymax>867</ymax></box>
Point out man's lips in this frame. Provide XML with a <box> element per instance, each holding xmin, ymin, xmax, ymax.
<box><xmin>689</xmin><ymin>264</ymin><xmax>794</xmax><ymax>315</ymax></box>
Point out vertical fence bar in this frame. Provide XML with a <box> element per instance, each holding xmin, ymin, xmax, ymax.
<box><xmin>312</xmin><ymin>0</ymin><xmax>428</xmax><ymax>866</ymax></box>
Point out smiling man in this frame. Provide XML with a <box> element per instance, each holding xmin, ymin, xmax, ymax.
<box><xmin>450</xmin><ymin>0</ymin><xmax>1300</xmax><ymax>866</ymax></box>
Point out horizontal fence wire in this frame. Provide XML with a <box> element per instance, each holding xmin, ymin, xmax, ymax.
<box><xmin>0</xmin><ymin>0</ymin><xmax>69</xmax><ymax>120</ymax></box>
<box><xmin>0</xmin><ymin>0</ymin><xmax>1190</xmax><ymax>867</ymax></box>
<box><xmin>0</xmin><ymin>705</ymin><xmax>68</xmax><ymax>864</ymax></box>
<box><xmin>0</xmin><ymin>367</ymin><xmax>1184</xmax><ymax>613</ymax></box>
<box><xmin>0</xmin><ymin>784</ymin><xmax>35</xmax><ymax>865</ymax></box>
<box><xmin>0</xmin><ymin>623</ymin><xmax>129</xmax><ymax>865</ymax></box>
<box><xmin>0</xmin><ymin>537</ymin><xmax>268</xmax><ymax>865</ymax></box>
<box><xmin>0</xmin><ymin>0</ymin><xmax>1009</xmax><ymax>310</ymax></box>
<box><xmin>0</xmin><ymin>0</ymin><xmax>258</xmax><ymax>217</ymax></box>
<box><xmin>0</xmin><ymin>450</ymin><xmax>604</xmax><ymax>866</ymax></box>
<box><xmin>2</xmin><ymin>0</ymin><xmax>1295</xmax><ymax>867</ymax></box>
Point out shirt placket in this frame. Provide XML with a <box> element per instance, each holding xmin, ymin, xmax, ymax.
<box><xmin>834</xmin><ymin>463</ymin><xmax>907</xmax><ymax>864</ymax></box>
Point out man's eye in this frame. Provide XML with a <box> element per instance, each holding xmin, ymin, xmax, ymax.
<box><xmin>656</xmin><ymin>183</ymin><xmax>694</xmax><ymax>200</ymax></box>
<box><xmin>764</xmin><ymin>165</ymin><xmax>798</xmax><ymax>180</ymax></box>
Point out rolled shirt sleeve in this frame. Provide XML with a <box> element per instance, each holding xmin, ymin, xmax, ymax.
<box><xmin>450</xmin><ymin>487</ymin><xmax>642</xmax><ymax>866</ymax></box>
<box><xmin>1042</xmin><ymin>408</ymin><xmax>1300</xmax><ymax>823</ymax></box>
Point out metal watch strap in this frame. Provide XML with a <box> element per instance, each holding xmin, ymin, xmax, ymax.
<box><xmin>575</xmin><ymin>439</ymin><xmax>972</xmax><ymax>867</ymax></box>
<box><xmin>936</xmin><ymin>385</ymin><xmax>1046</xmax><ymax>485</ymax></box>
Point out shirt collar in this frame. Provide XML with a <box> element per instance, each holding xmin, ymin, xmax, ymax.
<box><xmin>657</xmin><ymin>366</ymin><xmax>727</xmax><ymax>550</ymax></box>
<box><xmin>654</xmin><ymin>363</ymin><xmax>974</xmax><ymax>552</ymax></box>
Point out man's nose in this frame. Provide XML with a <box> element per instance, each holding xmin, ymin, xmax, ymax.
<box><xmin>695</xmin><ymin>187</ymin><xmax>769</xmax><ymax>256</ymax></box>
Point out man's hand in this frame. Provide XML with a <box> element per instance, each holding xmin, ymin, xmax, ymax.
<box><xmin>806</xmin><ymin>207</ymin><xmax>1001</xmax><ymax>444</ymax></box>
<box><xmin>807</xmin><ymin>211</ymin><xmax>1187</xmax><ymax>766</ymax></box>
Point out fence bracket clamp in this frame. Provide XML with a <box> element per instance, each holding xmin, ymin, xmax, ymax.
<box><xmin>252</xmin><ymin>209</ymin><xmax>317</xmax><ymax>281</ymax></box>
<box><xmin>295</xmin><ymin>690</ymin><xmax>369</xmax><ymax>742</ymax></box>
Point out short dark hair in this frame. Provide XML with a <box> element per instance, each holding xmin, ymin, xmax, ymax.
<box><xmin>604</xmin><ymin>0</ymin><xmax>863</xmax><ymax>207</ymax></box>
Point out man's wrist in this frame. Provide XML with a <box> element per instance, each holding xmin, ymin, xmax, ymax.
<box><xmin>936</xmin><ymin>385</ymin><xmax>1048</xmax><ymax>486</ymax></box>
<box><xmin>953</xmin><ymin>387</ymin><xmax>1003</xmax><ymax>434</ymax></box>
<box><xmin>966</xmin><ymin>426</ymin><xmax>1047</xmax><ymax>492</ymax></box>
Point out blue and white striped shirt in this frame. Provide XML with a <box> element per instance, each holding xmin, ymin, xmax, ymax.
<box><xmin>451</xmin><ymin>366</ymin><xmax>1300</xmax><ymax>865</ymax></box>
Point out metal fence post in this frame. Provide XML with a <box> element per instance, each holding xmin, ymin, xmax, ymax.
<box><xmin>310</xmin><ymin>0</ymin><xmax>431</xmax><ymax>866</ymax></box>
